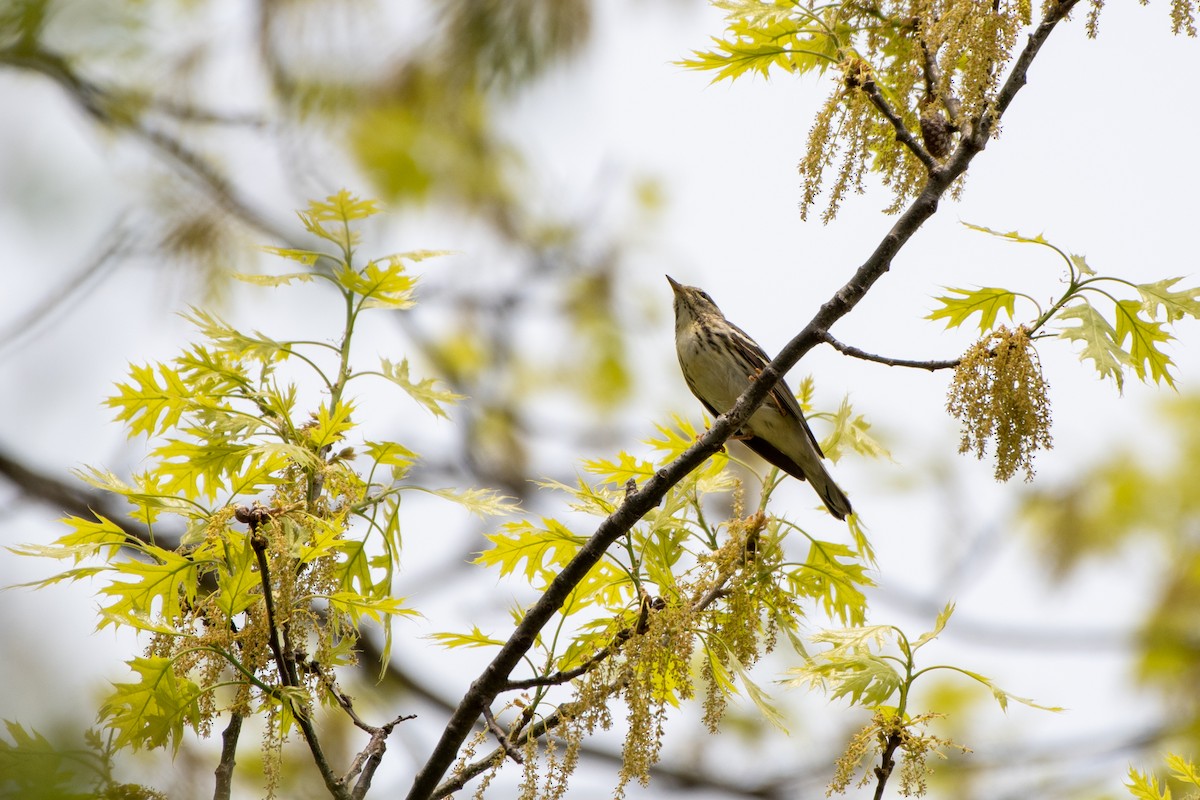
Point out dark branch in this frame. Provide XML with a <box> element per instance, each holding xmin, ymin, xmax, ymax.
<box><xmin>348</xmin><ymin>714</ymin><xmax>417</xmax><ymax>800</ymax></box>
<box><xmin>213</xmin><ymin>712</ymin><xmax>243</xmax><ymax>800</ymax></box>
<box><xmin>861</xmin><ymin>79</ymin><xmax>938</xmax><ymax>171</ymax></box>
<box><xmin>482</xmin><ymin>706</ymin><xmax>525</xmax><ymax>764</ymax></box>
<box><xmin>872</xmin><ymin>731</ymin><xmax>903</xmax><ymax>800</ymax></box>
<box><xmin>248</xmin><ymin>525</ymin><xmax>350</xmax><ymax>800</ymax></box>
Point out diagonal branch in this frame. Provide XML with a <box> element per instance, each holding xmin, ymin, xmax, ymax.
<box><xmin>0</xmin><ymin>45</ymin><xmax>288</xmax><ymax>243</ymax></box>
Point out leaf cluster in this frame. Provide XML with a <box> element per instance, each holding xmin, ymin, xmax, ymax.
<box><xmin>931</xmin><ymin>224</ymin><xmax>1200</xmax><ymax>480</ymax></box>
<box><xmin>787</xmin><ymin>604</ymin><xmax>1060</xmax><ymax>795</ymax></box>
<box><xmin>12</xmin><ymin>192</ymin><xmax>514</xmax><ymax>794</ymax></box>
<box><xmin>682</xmin><ymin>1</ymin><xmax>1197</xmax><ymax>221</ymax></box>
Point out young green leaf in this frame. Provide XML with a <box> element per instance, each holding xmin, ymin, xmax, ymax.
<box><xmin>817</xmin><ymin>395</ymin><xmax>893</xmax><ymax>462</ymax></box>
<box><xmin>1137</xmin><ymin>277</ymin><xmax>1200</xmax><ymax>322</ymax></box>
<box><xmin>379</xmin><ymin>358</ymin><xmax>463</xmax><ymax>417</ymax></box>
<box><xmin>182</xmin><ymin>308</ymin><xmax>293</xmax><ymax>363</ymax></box>
<box><xmin>100</xmin><ymin>657</ymin><xmax>204</xmax><ymax>754</ymax></box>
<box><xmin>1056</xmin><ymin>303</ymin><xmax>1130</xmax><ymax>391</ymax></box>
<box><xmin>960</xmin><ymin>222</ymin><xmax>1052</xmax><ymax>247</ymax></box>
<box><xmin>107</xmin><ymin>362</ymin><xmax>194</xmax><ymax>438</ymax></box>
<box><xmin>416</xmin><ymin>486</ymin><xmax>520</xmax><ymax>517</ymax></box>
<box><xmin>1125</xmin><ymin>766</ymin><xmax>1170</xmax><ymax>800</ymax></box>
<box><xmin>912</xmin><ymin>602</ymin><xmax>955</xmax><ymax>650</ymax></box>
<box><xmin>96</xmin><ymin>548</ymin><xmax>202</xmax><ymax>632</ymax></box>
<box><xmin>338</xmin><ymin>260</ymin><xmax>417</xmax><ymax>309</ymax></box>
<box><xmin>949</xmin><ymin>667</ymin><xmax>1064</xmax><ymax>713</ymax></box>
<box><xmin>928</xmin><ymin>286</ymin><xmax>1019</xmax><ymax>332</ymax></box>
<box><xmin>581</xmin><ymin>451</ymin><xmax>657</xmax><ymax>486</ymax></box>
<box><xmin>477</xmin><ymin>519</ymin><xmax>586</xmax><ymax>584</ymax></box>
<box><xmin>1113</xmin><ymin>299</ymin><xmax>1176</xmax><ymax>387</ymax></box>
<box><xmin>1167</xmin><ymin>753</ymin><xmax>1200</xmax><ymax>787</ymax></box>
<box><xmin>430</xmin><ymin>626</ymin><xmax>507</xmax><ymax>650</ymax></box>
<box><xmin>725</xmin><ymin>649</ymin><xmax>788</xmax><ymax>732</ymax></box>
<box><xmin>297</xmin><ymin>190</ymin><xmax>381</xmax><ymax>248</ymax></box>
<box><xmin>678</xmin><ymin>3</ymin><xmax>844</xmax><ymax>82</ymax></box>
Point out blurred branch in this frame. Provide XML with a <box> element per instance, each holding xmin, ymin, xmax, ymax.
<box><xmin>0</xmin><ymin>445</ymin><xmax>160</xmax><ymax>543</ymax></box>
<box><xmin>0</xmin><ymin>44</ymin><xmax>287</xmax><ymax>242</ymax></box>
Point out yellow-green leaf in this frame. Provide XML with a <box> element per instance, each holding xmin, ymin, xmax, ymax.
<box><xmin>1114</xmin><ymin>299</ymin><xmax>1175</xmax><ymax>387</ymax></box>
<box><xmin>1167</xmin><ymin>753</ymin><xmax>1200</xmax><ymax>787</ymax></box>
<box><xmin>816</xmin><ymin>395</ymin><xmax>892</xmax><ymax>463</ymax></box>
<box><xmin>379</xmin><ymin>358</ymin><xmax>463</xmax><ymax>417</ymax></box>
<box><xmin>1137</xmin><ymin>277</ymin><xmax>1200</xmax><ymax>323</ymax></box>
<box><xmin>97</xmin><ymin>549</ymin><xmax>202</xmax><ymax>631</ymax></box>
<box><xmin>430</xmin><ymin>626</ymin><xmax>507</xmax><ymax>650</ymax></box>
<box><xmin>1125</xmin><ymin>767</ymin><xmax>1170</xmax><ymax>800</ymax></box>
<box><xmin>100</xmin><ymin>656</ymin><xmax>204</xmax><ymax>754</ymax></box>
<box><xmin>1056</xmin><ymin>303</ymin><xmax>1130</xmax><ymax>391</ymax></box>
<box><xmin>581</xmin><ymin>451</ymin><xmax>656</xmax><ymax>486</ymax></box>
<box><xmin>928</xmin><ymin>286</ymin><xmax>1018</xmax><ymax>332</ymax></box>
<box><xmin>477</xmin><ymin>519</ymin><xmax>584</xmax><ymax>584</ymax></box>
<box><xmin>912</xmin><ymin>602</ymin><xmax>955</xmax><ymax>650</ymax></box>
<box><xmin>257</xmin><ymin>247</ymin><xmax>324</xmax><ymax>268</ymax></box>
<box><xmin>336</xmin><ymin>260</ymin><xmax>416</xmax><ymax>309</ymax></box>
<box><xmin>107</xmin><ymin>362</ymin><xmax>193</xmax><ymax>438</ymax></box>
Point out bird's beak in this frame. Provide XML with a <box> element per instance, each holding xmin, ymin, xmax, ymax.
<box><xmin>665</xmin><ymin>275</ymin><xmax>681</xmax><ymax>293</ymax></box>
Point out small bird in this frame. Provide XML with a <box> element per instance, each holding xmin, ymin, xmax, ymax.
<box><xmin>667</xmin><ymin>275</ymin><xmax>853</xmax><ymax>520</ymax></box>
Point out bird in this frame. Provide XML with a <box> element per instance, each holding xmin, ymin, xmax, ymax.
<box><xmin>666</xmin><ymin>275</ymin><xmax>853</xmax><ymax>520</ymax></box>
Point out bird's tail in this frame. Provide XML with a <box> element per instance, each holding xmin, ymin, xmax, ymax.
<box><xmin>810</xmin><ymin>462</ymin><xmax>853</xmax><ymax>521</ymax></box>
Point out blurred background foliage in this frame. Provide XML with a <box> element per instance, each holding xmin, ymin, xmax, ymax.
<box><xmin>2</xmin><ymin>0</ymin><xmax>1200</xmax><ymax>798</ymax></box>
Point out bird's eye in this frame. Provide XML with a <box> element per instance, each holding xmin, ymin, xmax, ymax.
<box><xmin>699</xmin><ymin>291</ymin><xmax>714</xmax><ymax>304</ymax></box>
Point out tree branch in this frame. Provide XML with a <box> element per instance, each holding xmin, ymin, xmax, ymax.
<box><xmin>861</xmin><ymin>78</ymin><xmax>938</xmax><ymax>171</ymax></box>
<box><xmin>247</xmin><ymin>523</ymin><xmax>350</xmax><ymax>800</ymax></box>
<box><xmin>213</xmin><ymin>712</ymin><xmax>243</xmax><ymax>800</ymax></box>
<box><xmin>482</xmin><ymin>705</ymin><xmax>525</xmax><ymax>764</ymax></box>
<box><xmin>823</xmin><ymin>332</ymin><xmax>961</xmax><ymax>371</ymax></box>
<box><xmin>872</xmin><ymin>731</ymin><xmax>903</xmax><ymax>800</ymax></box>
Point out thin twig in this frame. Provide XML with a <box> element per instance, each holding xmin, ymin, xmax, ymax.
<box><xmin>247</xmin><ymin>523</ymin><xmax>351</xmax><ymax>800</ymax></box>
<box><xmin>482</xmin><ymin>706</ymin><xmax>525</xmax><ymax>764</ymax></box>
<box><xmin>502</xmin><ymin>643</ymin><xmax>617</xmax><ymax>691</ymax></box>
<box><xmin>347</xmin><ymin>713</ymin><xmax>417</xmax><ymax>800</ymax></box>
<box><xmin>861</xmin><ymin>79</ymin><xmax>938</xmax><ymax>171</ymax></box>
<box><xmin>249</xmin><ymin>531</ymin><xmax>292</xmax><ymax>688</ymax></box>
<box><xmin>823</xmin><ymin>332</ymin><xmax>961</xmax><ymax>371</ymax></box>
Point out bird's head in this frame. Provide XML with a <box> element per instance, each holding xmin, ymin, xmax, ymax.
<box><xmin>666</xmin><ymin>275</ymin><xmax>724</xmax><ymax>327</ymax></box>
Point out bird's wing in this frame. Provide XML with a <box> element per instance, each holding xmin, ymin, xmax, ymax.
<box><xmin>725</xmin><ymin>320</ymin><xmax>826</xmax><ymax>459</ymax></box>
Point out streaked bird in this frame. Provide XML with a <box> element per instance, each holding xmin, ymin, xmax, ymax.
<box><xmin>667</xmin><ymin>275</ymin><xmax>853</xmax><ymax>520</ymax></box>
